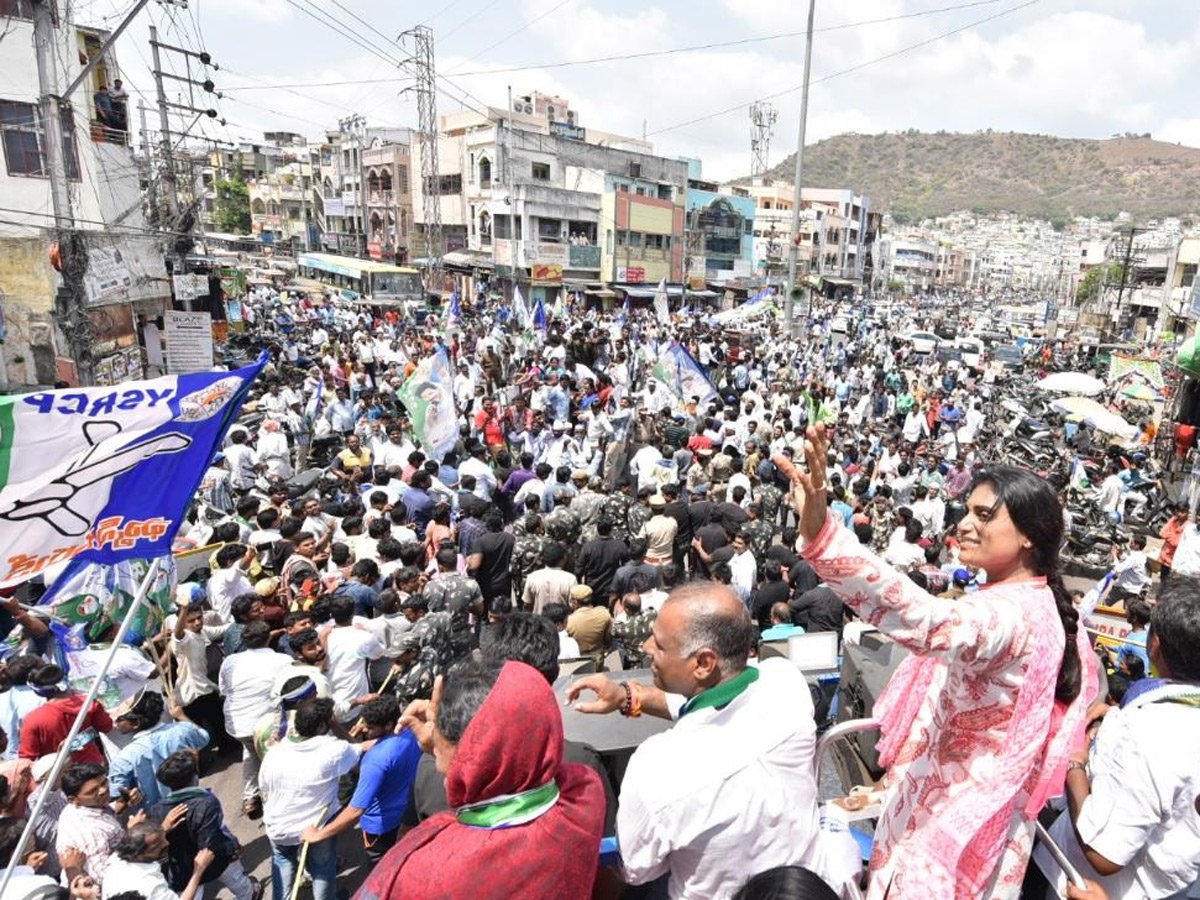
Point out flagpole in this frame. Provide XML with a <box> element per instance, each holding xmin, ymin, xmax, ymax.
<box><xmin>0</xmin><ymin>556</ymin><xmax>163</xmax><ymax>897</ymax></box>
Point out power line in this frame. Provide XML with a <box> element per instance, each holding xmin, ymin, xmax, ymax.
<box><xmin>446</xmin><ymin>0</ymin><xmax>570</xmax><ymax>74</ymax></box>
<box><xmin>211</xmin><ymin>0</ymin><xmax>1008</xmax><ymax>93</ymax></box>
<box><xmin>438</xmin><ymin>0</ymin><xmax>505</xmax><ymax>42</ymax></box>
<box><xmin>646</xmin><ymin>0</ymin><xmax>1039</xmax><ymax>138</ymax></box>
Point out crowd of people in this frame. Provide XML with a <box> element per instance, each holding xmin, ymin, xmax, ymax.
<box><xmin>1</xmin><ymin>285</ymin><xmax>1198</xmax><ymax>900</ymax></box>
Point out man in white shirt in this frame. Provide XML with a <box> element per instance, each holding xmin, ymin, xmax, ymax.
<box><xmin>259</xmin><ymin>696</ymin><xmax>362</xmax><ymax>900</ymax></box>
<box><xmin>566</xmin><ymin>583</ymin><xmax>824</xmax><ymax>899</ymax></box>
<box><xmin>728</xmin><ymin>532</ymin><xmax>757</xmax><ymax>605</ymax></box>
<box><xmin>373</xmin><ymin>426</ymin><xmax>414</xmax><ymax>474</ymax></box>
<box><xmin>630</xmin><ymin>443</ymin><xmax>666</xmax><ymax>493</ymax></box>
<box><xmin>459</xmin><ymin>444</ymin><xmax>498</xmax><ymax>501</ymax></box>
<box><xmin>225</xmin><ymin>431</ymin><xmax>259</xmax><ymax>491</ymax></box>
<box><xmin>102</xmin><ymin>821</ymin><xmax>217</xmax><ymax>900</ymax></box>
<box><xmin>218</xmin><ymin>622</ymin><xmax>294</xmax><ymax>816</ymax></box>
<box><xmin>1034</xmin><ymin>584</ymin><xmax>1200</xmax><ymax>899</ymax></box>
<box><xmin>205</xmin><ymin>543</ymin><xmax>256</xmax><ymax>622</ymax></box>
<box><xmin>322</xmin><ymin>596</ymin><xmax>387</xmax><ymax>723</ymax></box>
<box><xmin>641</xmin><ymin>380</ymin><xmax>670</xmax><ymax>415</ymax></box>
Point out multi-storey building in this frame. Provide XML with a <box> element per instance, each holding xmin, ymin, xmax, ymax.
<box><xmin>415</xmin><ymin>98</ymin><xmax>687</xmax><ymax>306</ymax></box>
<box><xmin>0</xmin><ymin>2</ymin><xmax>169</xmax><ymax>386</ymax></box>
<box><xmin>363</xmin><ymin>139</ymin><xmax>414</xmax><ymax>263</ymax></box>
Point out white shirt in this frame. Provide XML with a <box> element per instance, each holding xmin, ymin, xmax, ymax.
<box><xmin>618</xmin><ymin>659</ymin><xmax>822</xmax><ymax>899</ymax></box>
<box><xmin>729</xmin><ymin>549</ymin><xmax>757</xmax><ymax>604</ymax></box>
<box><xmin>260</xmin><ymin>734</ymin><xmax>362</xmax><ymax>844</ymax></box>
<box><xmin>323</xmin><ymin>626</ymin><xmax>386</xmax><ymax>714</ymax></box>
<box><xmin>631</xmin><ymin>445</ymin><xmax>665</xmax><ymax>491</ymax></box>
<box><xmin>374</xmin><ymin>439</ymin><xmax>413</xmax><ymax>471</ymax></box>
<box><xmin>1036</xmin><ymin>685</ymin><xmax>1200</xmax><ymax>899</ymax></box>
<box><xmin>460</xmin><ymin>456</ymin><xmax>497</xmax><ymax>500</ymax></box>
<box><xmin>207</xmin><ymin>566</ymin><xmax>252</xmax><ymax>622</ymax></box>
<box><xmin>219</xmin><ymin>648</ymin><xmax>295</xmax><ymax>738</ymax></box>
<box><xmin>170</xmin><ymin>622</ymin><xmax>228</xmax><ymax>705</ymax></box>
<box><xmin>558</xmin><ymin>631</ymin><xmax>582</xmax><ymax>659</ymax></box>
<box><xmin>102</xmin><ymin>857</ymin><xmax>178</xmax><ymax>900</ymax></box>
<box><xmin>225</xmin><ymin>443</ymin><xmax>258</xmax><ymax>490</ymax></box>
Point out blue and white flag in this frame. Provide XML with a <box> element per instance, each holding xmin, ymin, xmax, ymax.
<box><xmin>0</xmin><ymin>355</ymin><xmax>266</xmax><ymax>587</ymax></box>
<box><xmin>533</xmin><ymin>297</ymin><xmax>547</xmax><ymax>331</ymax></box>
<box><xmin>653</xmin><ymin>278</ymin><xmax>671</xmax><ymax>326</ymax></box>
<box><xmin>513</xmin><ymin>285</ymin><xmax>530</xmax><ymax>330</ymax></box>
<box><xmin>448</xmin><ymin>289</ymin><xmax>461</xmax><ymax>322</ymax></box>
<box><xmin>651</xmin><ymin>342</ymin><xmax>717</xmax><ymax>406</ymax></box>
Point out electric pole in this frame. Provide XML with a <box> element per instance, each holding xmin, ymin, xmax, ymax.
<box><xmin>150</xmin><ymin>26</ymin><xmax>179</xmax><ymax>224</ymax></box>
<box><xmin>783</xmin><ymin>0</ymin><xmax>816</xmax><ymax>337</ymax></box>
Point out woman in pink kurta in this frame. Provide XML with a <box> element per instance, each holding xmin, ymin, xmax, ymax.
<box><xmin>780</xmin><ymin>427</ymin><xmax>1095</xmax><ymax>899</ymax></box>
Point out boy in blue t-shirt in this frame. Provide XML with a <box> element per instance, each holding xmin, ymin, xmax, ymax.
<box><xmin>300</xmin><ymin>695</ymin><xmax>421</xmax><ymax>862</ymax></box>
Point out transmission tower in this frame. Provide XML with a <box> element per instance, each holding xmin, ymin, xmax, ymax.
<box><xmin>401</xmin><ymin>25</ymin><xmax>442</xmax><ymax>272</ymax></box>
<box><xmin>750</xmin><ymin>101</ymin><xmax>778</xmax><ymax>176</ymax></box>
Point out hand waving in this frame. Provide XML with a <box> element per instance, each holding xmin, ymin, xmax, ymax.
<box><xmin>773</xmin><ymin>423</ymin><xmax>832</xmax><ymax>544</ymax></box>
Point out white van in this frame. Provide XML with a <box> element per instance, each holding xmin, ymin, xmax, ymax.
<box><xmin>954</xmin><ymin>337</ymin><xmax>984</xmax><ymax>368</ymax></box>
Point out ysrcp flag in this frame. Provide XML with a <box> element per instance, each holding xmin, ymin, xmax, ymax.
<box><xmin>651</xmin><ymin>342</ymin><xmax>717</xmax><ymax>406</ymax></box>
<box><xmin>43</xmin><ymin>555</ymin><xmax>176</xmax><ymax>652</ymax></box>
<box><xmin>0</xmin><ymin>355</ymin><xmax>265</xmax><ymax>586</ymax></box>
<box><xmin>396</xmin><ymin>350</ymin><xmax>458</xmax><ymax>462</ymax></box>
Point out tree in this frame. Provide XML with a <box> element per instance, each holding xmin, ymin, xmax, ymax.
<box><xmin>214</xmin><ymin>156</ymin><xmax>251</xmax><ymax>234</ymax></box>
<box><xmin>1075</xmin><ymin>261</ymin><xmax>1125</xmax><ymax>303</ymax></box>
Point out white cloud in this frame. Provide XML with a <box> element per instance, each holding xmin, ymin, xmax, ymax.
<box><xmin>1158</xmin><ymin>118</ymin><xmax>1200</xmax><ymax>149</ymax></box>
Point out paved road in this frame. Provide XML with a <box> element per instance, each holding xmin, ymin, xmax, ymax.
<box><xmin>200</xmin><ymin>749</ymin><xmax>372</xmax><ymax>899</ymax></box>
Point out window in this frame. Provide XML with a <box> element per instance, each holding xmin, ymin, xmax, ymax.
<box><xmin>645</xmin><ymin>234</ymin><xmax>670</xmax><ymax>251</ymax></box>
<box><xmin>1183</xmin><ymin>264</ymin><xmax>1198</xmax><ymax>288</ymax></box>
<box><xmin>0</xmin><ymin>100</ymin><xmax>78</xmax><ymax>179</ymax></box>
<box><xmin>1</xmin><ymin>101</ymin><xmax>42</xmax><ymax>176</ymax></box>
<box><xmin>531</xmin><ymin>161</ymin><xmax>550</xmax><ymax>180</ymax></box>
<box><xmin>657</xmin><ymin>184</ymin><xmax>672</xmax><ymax>201</ymax></box>
<box><xmin>478</xmin><ymin>156</ymin><xmax>491</xmax><ymax>186</ymax></box>
<box><xmin>537</xmin><ymin>217</ymin><xmax>561</xmax><ymax>241</ymax></box>
<box><xmin>634</xmin><ymin>187</ymin><xmax>645</xmax><ymax>196</ymax></box>
<box><xmin>629</xmin><ymin>162</ymin><xmax>641</xmax><ymax>178</ymax></box>
<box><xmin>617</xmin><ymin>183</ymin><xmax>628</xmax><ymax>193</ymax></box>
<box><xmin>0</xmin><ymin>0</ymin><xmax>52</xmax><ymax>21</ymax></box>
<box><xmin>397</xmin><ymin>166</ymin><xmax>409</xmax><ymax>194</ymax></box>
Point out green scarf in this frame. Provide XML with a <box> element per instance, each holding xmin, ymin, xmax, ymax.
<box><xmin>679</xmin><ymin>667</ymin><xmax>760</xmax><ymax>718</ymax></box>
<box><xmin>455</xmin><ymin>781</ymin><xmax>560</xmax><ymax>829</ymax></box>
<box><xmin>160</xmin><ymin>786</ymin><xmax>209</xmax><ymax>804</ymax></box>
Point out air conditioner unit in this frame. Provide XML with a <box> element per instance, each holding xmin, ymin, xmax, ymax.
<box><xmin>524</xmin><ymin>104</ymin><xmax>533</xmax><ymax>114</ymax></box>
<box><xmin>547</xmin><ymin>106</ymin><xmax>555</xmax><ymax>118</ymax></box>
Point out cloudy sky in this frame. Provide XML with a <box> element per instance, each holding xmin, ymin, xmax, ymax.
<box><xmin>93</xmin><ymin>0</ymin><xmax>1200</xmax><ymax>181</ymax></box>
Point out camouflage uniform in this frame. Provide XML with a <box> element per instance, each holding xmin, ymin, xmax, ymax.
<box><xmin>572</xmin><ymin>489</ymin><xmax>608</xmax><ymax>543</ymax></box>
<box><xmin>510</xmin><ymin>531</ymin><xmax>549</xmax><ymax>603</ymax></box>
<box><xmin>627</xmin><ymin>501</ymin><xmax>653</xmax><ymax>541</ymax></box>
<box><xmin>546</xmin><ymin>505</ymin><xmax>581</xmax><ymax>547</ymax></box>
<box><xmin>756</xmin><ymin>483</ymin><xmax>785</xmax><ymax>527</ymax></box>
<box><xmin>603</xmin><ymin>492</ymin><xmax>635</xmax><ymax>542</ymax></box>
<box><xmin>741</xmin><ymin>518</ymin><xmax>775</xmax><ymax>567</ymax></box>
<box><xmin>392</xmin><ymin>611</ymin><xmax>453</xmax><ymax>707</ymax></box>
<box><xmin>612</xmin><ymin>609</ymin><xmax>658</xmax><ymax>669</ymax></box>
<box><xmin>422</xmin><ymin>573</ymin><xmax>483</xmax><ymax>660</ymax></box>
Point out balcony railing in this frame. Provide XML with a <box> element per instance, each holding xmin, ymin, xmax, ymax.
<box><xmin>90</xmin><ymin>120</ymin><xmax>128</xmax><ymax>145</ymax></box>
<box><xmin>368</xmin><ymin>190</ymin><xmax>394</xmax><ymax>205</ymax></box>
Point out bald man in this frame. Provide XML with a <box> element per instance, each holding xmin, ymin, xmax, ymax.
<box><xmin>567</xmin><ymin>584</ymin><xmax>824</xmax><ymax>899</ymax></box>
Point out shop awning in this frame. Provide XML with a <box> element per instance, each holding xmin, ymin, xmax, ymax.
<box><xmin>585</xmin><ymin>289</ymin><xmax>617</xmax><ymax>297</ymax></box>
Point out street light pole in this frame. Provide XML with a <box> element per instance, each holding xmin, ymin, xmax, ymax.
<box><xmin>783</xmin><ymin>0</ymin><xmax>816</xmax><ymax>337</ymax></box>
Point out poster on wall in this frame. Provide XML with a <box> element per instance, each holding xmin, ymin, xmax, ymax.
<box><xmin>85</xmin><ymin>247</ymin><xmax>133</xmax><ymax>304</ymax></box>
<box><xmin>95</xmin><ymin>355</ymin><xmax>114</xmax><ymax>385</ymax></box>
<box><xmin>164</xmin><ymin>310</ymin><xmax>215</xmax><ymax>374</ymax></box>
<box><xmin>172</xmin><ymin>274</ymin><xmax>209</xmax><ymax>303</ymax></box>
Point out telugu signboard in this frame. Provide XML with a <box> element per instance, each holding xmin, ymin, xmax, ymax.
<box><xmin>164</xmin><ymin>310</ymin><xmax>214</xmax><ymax>374</ymax></box>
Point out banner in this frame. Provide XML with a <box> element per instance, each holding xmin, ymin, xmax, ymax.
<box><xmin>1110</xmin><ymin>354</ymin><xmax>1164</xmax><ymax>389</ymax></box>
<box><xmin>0</xmin><ymin>356</ymin><xmax>266</xmax><ymax>586</ymax></box>
<box><xmin>512</xmin><ymin>285</ymin><xmax>530</xmax><ymax>330</ymax></box>
<box><xmin>41</xmin><ymin>557</ymin><xmax>177</xmax><ymax>676</ymax></box>
<box><xmin>172</xmin><ymin>274</ymin><xmax>209</xmax><ymax>302</ymax></box>
<box><xmin>651</xmin><ymin>342</ymin><xmax>717</xmax><ymax>406</ymax></box>
<box><xmin>395</xmin><ymin>350</ymin><xmax>459</xmax><ymax>462</ymax></box>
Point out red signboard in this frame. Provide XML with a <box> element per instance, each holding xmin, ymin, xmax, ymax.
<box><xmin>619</xmin><ymin>266</ymin><xmax>646</xmax><ymax>283</ymax></box>
<box><xmin>367</xmin><ymin>241</ymin><xmax>382</xmax><ymax>259</ymax></box>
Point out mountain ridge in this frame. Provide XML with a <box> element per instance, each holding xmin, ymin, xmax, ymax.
<box><xmin>743</xmin><ymin>131</ymin><xmax>1200</xmax><ymax>223</ymax></box>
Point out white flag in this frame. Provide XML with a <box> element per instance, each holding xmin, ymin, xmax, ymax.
<box><xmin>653</xmin><ymin>278</ymin><xmax>671</xmax><ymax>326</ymax></box>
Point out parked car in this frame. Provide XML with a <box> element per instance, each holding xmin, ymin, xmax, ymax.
<box><xmin>990</xmin><ymin>344</ymin><xmax>1025</xmax><ymax>372</ymax></box>
<box><xmin>954</xmin><ymin>336</ymin><xmax>984</xmax><ymax>369</ymax></box>
<box><xmin>903</xmin><ymin>330</ymin><xmax>941</xmax><ymax>354</ymax></box>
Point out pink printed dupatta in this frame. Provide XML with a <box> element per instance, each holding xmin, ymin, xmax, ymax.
<box><xmin>871</xmin><ymin>581</ymin><xmax>1097</xmax><ymax>896</ymax></box>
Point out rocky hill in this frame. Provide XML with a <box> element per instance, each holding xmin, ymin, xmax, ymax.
<box><xmin>751</xmin><ymin>131</ymin><xmax>1200</xmax><ymax>222</ymax></box>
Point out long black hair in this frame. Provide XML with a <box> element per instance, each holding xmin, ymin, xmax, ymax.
<box><xmin>967</xmin><ymin>466</ymin><xmax>1081</xmax><ymax>704</ymax></box>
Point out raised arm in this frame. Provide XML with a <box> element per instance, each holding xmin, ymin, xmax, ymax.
<box><xmin>777</xmin><ymin>426</ymin><xmax>1024</xmax><ymax>664</ymax></box>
